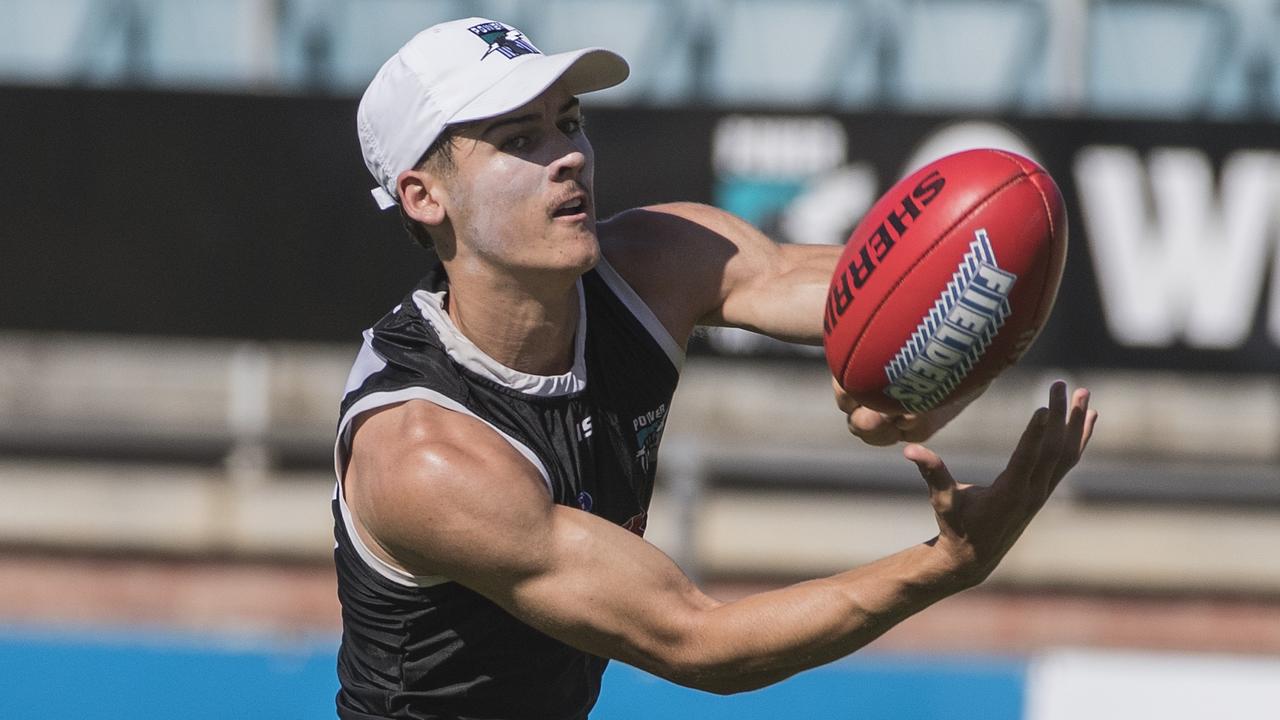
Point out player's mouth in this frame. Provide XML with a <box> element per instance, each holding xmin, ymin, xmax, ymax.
<box><xmin>550</xmin><ymin>193</ymin><xmax>590</xmax><ymax>222</ymax></box>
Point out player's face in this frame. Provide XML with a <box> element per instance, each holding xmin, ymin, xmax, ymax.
<box><xmin>444</xmin><ymin>82</ymin><xmax>599</xmax><ymax>277</ymax></box>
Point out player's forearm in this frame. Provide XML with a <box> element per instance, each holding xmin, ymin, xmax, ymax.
<box><xmin>714</xmin><ymin>243</ymin><xmax>840</xmax><ymax>345</ymax></box>
<box><xmin>496</xmin><ymin>506</ymin><xmax>963</xmax><ymax>696</ymax></box>
<box><xmin>675</xmin><ymin>542</ymin><xmax>962</xmax><ymax>694</ymax></box>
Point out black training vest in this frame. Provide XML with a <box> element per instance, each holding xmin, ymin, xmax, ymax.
<box><xmin>332</xmin><ymin>260</ymin><xmax>680</xmax><ymax>720</ymax></box>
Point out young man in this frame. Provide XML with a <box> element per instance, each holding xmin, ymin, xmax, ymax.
<box><xmin>335</xmin><ymin>17</ymin><xmax>1098</xmax><ymax>720</ymax></box>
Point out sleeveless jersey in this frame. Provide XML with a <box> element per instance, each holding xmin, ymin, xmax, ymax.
<box><xmin>331</xmin><ymin>257</ymin><xmax>683</xmax><ymax>720</ymax></box>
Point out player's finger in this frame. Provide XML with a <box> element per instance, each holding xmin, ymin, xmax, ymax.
<box><xmin>993</xmin><ymin>405</ymin><xmax>1050</xmax><ymax>496</ymax></box>
<box><xmin>893</xmin><ymin>414</ymin><xmax>919</xmax><ymax>429</ymax></box>
<box><xmin>1018</xmin><ymin>381</ymin><xmax>1070</xmax><ymax>491</ymax></box>
<box><xmin>848</xmin><ymin>408</ymin><xmax>900</xmax><ymax>446</ymax></box>
<box><xmin>1050</xmin><ymin>402</ymin><xmax>1099</xmax><ymax>493</ymax></box>
<box><xmin>1080</xmin><ymin>409</ymin><xmax>1098</xmax><ymax>456</ymax></box>
<box><xmin>897</xmin><ymin>414</ymin><xmax>942</xmax><ymax>444</ymax></box>
<box><xmin>1027</xmin><ymin>381</ymin><xmax>1069</xmax><ymax>501</ymax></box>
<box><xmin>904</xmin><ymin>444</ymin><xmax>957</xmax><ymax>516</ymax></box>
<box><xmin>1060</xmin><ymin>389</ymin><xmax>1090</xmax><ymax>467</ymax></box>
<box><xmin>832</xmin><ymin>377</ymin><xmax>860</xmax><ymax>414</ymax></box>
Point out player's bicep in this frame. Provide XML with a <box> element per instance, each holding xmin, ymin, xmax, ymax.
<box><xmin>345</xmin><ymin>401</ymin><xmax>557</xmax><ymax>584</ymax></box>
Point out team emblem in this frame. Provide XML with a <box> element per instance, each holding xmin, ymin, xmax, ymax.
<box><xmin>632</xmin><ymin>403</ymin><xmax>667</xmax><ymax>473</ymax></box>
<box><xmin>468</xmin><ymin>22</ymin><xmax>540</xmax><ymax>60</ymax></box>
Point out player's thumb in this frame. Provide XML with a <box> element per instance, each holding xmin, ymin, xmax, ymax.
<box><xmin>904</xmin><ymin>444</ymin><xmax>955</xmax><ymax>495</ymax></box>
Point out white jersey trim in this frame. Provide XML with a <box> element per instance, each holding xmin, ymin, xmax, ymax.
<box><xmin>593</xmin><ymin>255</ymin><xmax>686</xmax><ymax>370</ymax></box>
<box><xmin>411</xmin><ymin>282</ymin><xmax>588</xmax><ymax>397</ymax></box>
<box><xmin>333</xmin><ymin>385</ymin><xmax>555</xmax><ymax>589</ymax></box>
<box><xmin>342</xmin><ymin>329</ymin><xmax>387</xmax><ymax>395</ymax></box>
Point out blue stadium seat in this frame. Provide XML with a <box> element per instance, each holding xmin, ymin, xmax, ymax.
<box><xmin>0</xmin><ymin>0</ymin><xmax>115</xmax><ymax>84</ymax></box>
<box><xmin>705</xmin><ymin>0</ymin><xmax>879</xmax><ymax>106</ymax></box>
<box><xmin>880</xmin><ymin>0</ymin><xmax>1049</xmax><ymax>111</ymax></box>
<box><xmin>514</xmin><ymin>0</ymin><xmax>701</xmax><ymax>105</ymax></box>
<box><xmin>1086</xmin><ymin>0</ymin><xmax>1239</xmax><ymax>117</ymax></box>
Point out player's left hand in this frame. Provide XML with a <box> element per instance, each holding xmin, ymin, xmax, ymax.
<box><xmin>833</xmin><ymin>377</ymin><xmax>988</xmax><ymax>447</ymax></box>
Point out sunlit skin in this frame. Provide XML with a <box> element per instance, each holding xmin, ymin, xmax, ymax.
<box><xmin>396</xmin><ymin>81</ymin><xmax>598</xmax><ymax>376</ymax></box>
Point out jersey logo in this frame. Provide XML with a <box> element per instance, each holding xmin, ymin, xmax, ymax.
<box><xmin>883</xmin><ymin>229</ymin><xmax>1017</xmax><ymax>413</ymax></box>
<box><xmin>622</xmin><ymin>511</ymin><xmax>648</xmax><ymax>537</ymax></box>
<box><xmin>631</xmin><ymin>403</ymin><xmax>668</xmax><ymax>473</ymax></box>
<box><xmin>468</xmin><ymin>22</ymin><xmax>540</xmax><ymax>60</ymax></box>
<box><xmin>576</xmin><ymin>491</ymin><xmax>593</xmax><ymax>512</ymax></box>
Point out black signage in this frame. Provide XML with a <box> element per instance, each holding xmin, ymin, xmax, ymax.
<box><xmin>2</xmin><ymin>86</ymin><xmax>1276</xmax><ymax>372</ymax></box>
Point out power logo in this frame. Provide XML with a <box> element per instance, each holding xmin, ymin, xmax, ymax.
<box><xmin>621</xmin><ymin>511</ymin><xmax>648</xmax><ymax>537</ymax></box>
<box><xmin>467</xmin><ymin>22</ymin><xmax>540</xmax><ymax>60</ymax></box>
<box><xmin>632</xmin><ymin>404</ymin><xmax>667</xmax><ymax>473</ymax></box>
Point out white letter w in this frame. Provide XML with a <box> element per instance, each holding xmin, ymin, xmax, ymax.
<box><xmin>1074</xmin><ymin>147</ymin><xmax>1278</xmax><ymax>349</ymax></box>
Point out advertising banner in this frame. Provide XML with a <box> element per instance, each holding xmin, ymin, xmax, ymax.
<box><xmin>2</xmin><ymin>87</ymin><xmax>1277</xmax><ymax>372</ymax></box>
<box><xmin>587</xmin><ymin>109</ymin><xmax>1280</xmax><ymax>373</ymax></box>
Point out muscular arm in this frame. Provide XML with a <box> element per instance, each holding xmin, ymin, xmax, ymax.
<box><xmin>599</xmin><ymin>202</ymin><xmax>840</xmax><ymax>348</ymax></box>
<box><xmin>598</xmin><ymin>201</ymin><xmax>973</xmax><ymax>444</ymax></box>
<box><xmin>345</xmin><ymin>384</ymin><xmax>1096</xmax><ymax>694</ymax></box>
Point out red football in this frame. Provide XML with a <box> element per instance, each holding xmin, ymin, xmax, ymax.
<box><xmin>823</xmin><ymin>148</ymin><xmax>1067</xmax><ymax>414</ymax></box>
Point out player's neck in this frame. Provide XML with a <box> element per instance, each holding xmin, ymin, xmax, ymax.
<box><xmin>442</xmin><ymin>265</ymin><xmax>580</xmax><ymax>377</ymax></box>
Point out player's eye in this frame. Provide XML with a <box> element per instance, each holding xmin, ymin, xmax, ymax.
<box><xmin>560</xmin><ymin>116</ymin><xmax>584</xmax><ymax>134</ymax></box>
<box><xmin>501</xmin><ymin>134</ymin><xmax>530</xmax><ymax>152</ymax></box>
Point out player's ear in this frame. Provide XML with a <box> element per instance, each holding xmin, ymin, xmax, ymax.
<box><xmin>397</xmin><ymin>168</ymin><xmax>448</xmax><ymax>228</ymax></box>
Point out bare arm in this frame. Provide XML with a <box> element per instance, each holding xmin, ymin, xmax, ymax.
<box><xmin>344</xmin><ymin>383</ymin><xmax>1096</xmax><ymax>694</ymax></box>
<box><xmin>599</xmin><ymin>201</ymin><xmax>981</xmax><ymax>444</ymax></box>
<box><xmin>599</xmin><ymin>202</ymin><xmax>839</xmax><ymax>348</ymax></box>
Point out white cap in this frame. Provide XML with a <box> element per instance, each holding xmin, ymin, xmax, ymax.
<box><xmin>357</xmin><ymin>17</ymin><xmax>630</xmax><ymax>210</ymax></box>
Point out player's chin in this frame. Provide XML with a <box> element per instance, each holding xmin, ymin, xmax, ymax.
<box><xmin>555</xmin><ymin>214</ymin><xmax>599</xmax><ymax>244</ymax></box>
<box><xmin>544</xmin><ymin>221</ymin><xmax>601</xmax><ymax>272</ymax></box>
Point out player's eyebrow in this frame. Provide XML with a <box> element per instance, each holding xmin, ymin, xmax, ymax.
<box><xmin>480</xmin><ymin>98</ymin><xmax>581</xmax><ymax>138</ymax></box>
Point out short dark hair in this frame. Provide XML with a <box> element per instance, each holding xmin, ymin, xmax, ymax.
<box><xmin>399</xmin><ymin>125</ymin><xmax>460</xmax><ymax>251</ymax></box>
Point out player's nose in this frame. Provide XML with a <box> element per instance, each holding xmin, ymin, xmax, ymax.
<box><xmin>548</xmin><ymin>147</ymin><xmax>586</xmax><ymax>183</ymax></box>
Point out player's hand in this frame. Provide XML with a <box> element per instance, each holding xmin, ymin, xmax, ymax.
<box><xmin>832</xmin><ymin>377</ymin><xmax>987</xmax><ymax>446</ymax></box>
<box><xmin>905</xmin><ymin>380</ymin><xmax>1097</xmax><ymax>587</ymax></box>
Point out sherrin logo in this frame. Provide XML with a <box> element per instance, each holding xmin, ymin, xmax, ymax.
<box><xmin>884</xmin><ymin>229</ymin><xmax>1017</xmax><ymax>413</ymax></box>
<box><xmin>824</xmin><ymin>170</ymin><xmax>946</xmax><ymax>335</ymax></box>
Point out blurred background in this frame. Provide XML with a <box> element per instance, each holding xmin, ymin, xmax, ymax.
<box><xmin>1</xmin><ymin>0</ymin><xmax>1279</xmax><ymax>717</ymax></box>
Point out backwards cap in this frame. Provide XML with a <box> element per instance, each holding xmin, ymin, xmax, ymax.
<box><xmin>357</xmin><ymin>17</ymin><xmax>629</xmax><ymax>209</ymax></box>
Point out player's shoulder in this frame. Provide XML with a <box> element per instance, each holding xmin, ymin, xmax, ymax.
<box><xmin>597</xmin><ymin>202</ymin><xmax>763</xmax><ymax>344</ymax></box>
<box><xmin>598</xmin><ymin>203</ymin><xmax>740</xmax><ymax>284</ymax></box>
<box><xmin>350</xmin><ymin>399</ymin><xmax>539</xmax><ymax>491</ymax></box>
<box><xmin>599</xmin><ymin>202</ymin><xmax>731</xmax><ymax>244</ymax></box>
<box><xmin>345</xmin><ymin>398</ymin><xmax>554</xmax><ymax>584</ymax></box>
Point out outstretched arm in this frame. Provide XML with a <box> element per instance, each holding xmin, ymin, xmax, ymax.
<box><xmin>344</xmin><ymin>383</ymin><xmax>1096</xmax><ymax>694</ymax></box>
<box><xmin>599</xmin><ymin>202</ymin><xmax>838</xmax><ymax>348</ymax></box>
<box><xmin>598</xmin><ymin>202</ymin><xmax>982</xmax><ymax>444</ymax></box>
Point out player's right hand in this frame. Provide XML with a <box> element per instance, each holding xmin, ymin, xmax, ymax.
<box><xmin>902</xmin><ymin>380</ymin><xmax>1097</xmax><ymax>587</ymax></box>
<box><xmin>833</xmin><ymin>377</ymin><xmax>986</xmax><ymax>447</ymax></box>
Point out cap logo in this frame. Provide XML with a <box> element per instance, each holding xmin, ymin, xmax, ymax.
<box><xmin>467</xmin><ymin>21</ymin><xmax>540</xmax><ymax>60</ymax></box>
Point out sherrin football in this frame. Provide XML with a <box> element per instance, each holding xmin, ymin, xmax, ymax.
<box><xmin>823</xmin><ymin>148</ymin><xmax>1067</xmax><ymax>415</ymax></box>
